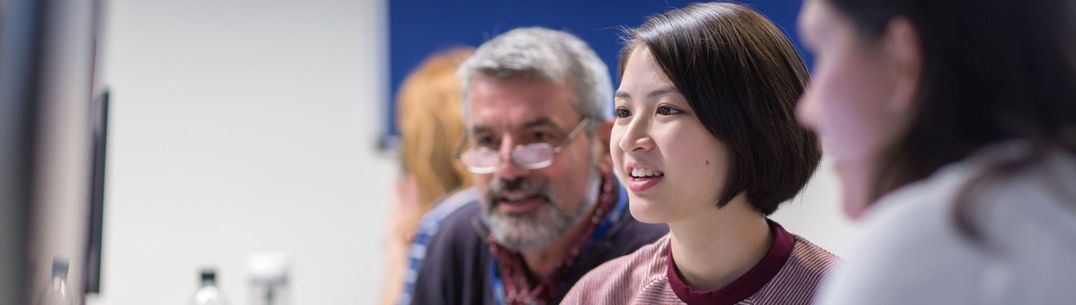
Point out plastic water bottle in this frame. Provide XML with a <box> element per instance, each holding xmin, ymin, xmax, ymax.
<box><xmin>37</xmin><ymin>258</ymin><xmax>74</xmax><ymax>305</ymax></box>
<box><xmin>191</xmin><ymin>269</ymin><xmax>229</xmax><ymax>305</ymax></box>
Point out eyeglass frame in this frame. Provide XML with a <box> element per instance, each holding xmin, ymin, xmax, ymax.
<box><xmin>454</xmin><ymin>117</ymin><xmax>592</xmax><ymax>174</ymax></box>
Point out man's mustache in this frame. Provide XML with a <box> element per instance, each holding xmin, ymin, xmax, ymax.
<box><xmin>486</xmin><ymin>177</ymin><xmax>553</xmax><ymax>209</ymax></box>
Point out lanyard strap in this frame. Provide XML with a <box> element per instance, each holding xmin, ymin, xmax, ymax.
<box><xmin>490</xmin><ymin>261</ymin><xmax>508</xmax><ymax>305</ymax></box>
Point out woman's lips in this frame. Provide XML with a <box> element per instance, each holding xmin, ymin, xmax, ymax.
<box><xmin>627</xmin><ymin>175</ymin><xmax>662</xmax><ymax>193</ymax></box>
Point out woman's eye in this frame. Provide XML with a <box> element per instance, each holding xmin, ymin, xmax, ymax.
<box><xmin>656</xmin><ymin>105</ymin><xmax>683</xmax><ymax>115</ymax></box>
<box><xmin>614</xmin><ymin>107</ymin><xmax>632</xmax><ymax>118</ymax></box>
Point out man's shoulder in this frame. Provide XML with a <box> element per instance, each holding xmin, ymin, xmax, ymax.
<box><xmin>410</xmin><ymin>196</ymin><xmax>490</xmax><ymax>305</ymax></box>
<box><xmin>605</xmin><ymin>212</ymin><xmax>669</xmax><ymax>253</ymax></box>
<box><xmin>421</xmin><ymin>188</ymin><xmax>479</xmax><ymax>225</ymax></box>
<box><xmin>427</xmin><ymin>196</ymin><xmax>484</xmax><ymax>251</ymax></box>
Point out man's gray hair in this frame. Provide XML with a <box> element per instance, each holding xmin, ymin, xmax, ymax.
<box><xmin>458</xmin><ymin>27</ymin><xmax>613</xmax><ymax>129</ymax></box>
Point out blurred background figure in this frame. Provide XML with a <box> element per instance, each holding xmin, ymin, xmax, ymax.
<box><xmin>797</xmin><ymin>0</ymin><xmax>1076</xmax><ymax>303</ymax></box>
<box><xmin>382</xmin><ymin>48</ymin><xmax>475</xmax><ymax>305</ymax></box>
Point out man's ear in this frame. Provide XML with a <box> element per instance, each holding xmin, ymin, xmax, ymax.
<box><xmin>596</xmin><ymin>120</ymin><xmax>613</xmax><ymax>149</ymax></box>
<box><xmin>882</xmin><ymin>17</ymin><xmax>922</xmax><ymax>116</ymax></box>
<box><xmin>593</xmin><ymin>119</ymin><xmax>614</xmax><ymax>172</ymax></box>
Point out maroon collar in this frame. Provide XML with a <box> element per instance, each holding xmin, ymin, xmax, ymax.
<box><xmin>666</xmin><ymin>219</ymin><xmax>795</xmax><ymax>305</ymax></box>
<box><xmin>487</xmin><ymin>172</ymin><xmax>618</xmax><ymax>305</ymax></box>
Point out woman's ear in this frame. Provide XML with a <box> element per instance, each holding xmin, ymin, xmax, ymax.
<box><xmin>882</xmin><ymin>17</ymin><xmax>922</xmax><ymax>116</ymax></box>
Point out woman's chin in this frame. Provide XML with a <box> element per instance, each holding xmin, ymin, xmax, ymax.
<box><xmin>833</xmin><ymin>157</ymin><xmax>875</xmax><ymax>220</ymax></box>
<box><xmin>839</xmin><ymin>184</ymin><xmax>871</xmax><ymax>220</ymax></box>
<box><xmin>627</xmin><ymin>196</ymin><xmax>672</xmax><ymax>224</ymax></box>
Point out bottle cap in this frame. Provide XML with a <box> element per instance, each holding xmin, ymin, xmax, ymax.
<box><xmin>200</xmin><ymin>268</ymin><xmax>217</xmax><ymax>283</ymax></box>
<box><xmin>52</xmin><ymin>258</ymin><xmax>69</xmax><ymax>278</ymax></box>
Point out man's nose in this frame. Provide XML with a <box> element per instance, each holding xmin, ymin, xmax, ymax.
<box><xmin>498</xmin><ymin>177</ymin><xmax>527</xmax><ymax>191</ymax></box>
<box><xmin>493</xmin><ymin>138</ymin><xmax>528</xmax><ymax>180</ymax></box>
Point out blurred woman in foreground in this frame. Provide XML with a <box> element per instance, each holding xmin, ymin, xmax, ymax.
<box><xmin>796</xmin><ymin>0</ymin><xmax>1076</xmax><ymax>303</ymax></box>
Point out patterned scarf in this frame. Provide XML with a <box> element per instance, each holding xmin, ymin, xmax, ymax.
<box><xmin>488</xmin><ymin>172</ymin><xmax>618</xmax><ymax>305</ymax></box>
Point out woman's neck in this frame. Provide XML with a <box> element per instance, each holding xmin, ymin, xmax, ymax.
<box><xmin>667</xmin><ymin>195</ymin><xmax>772</xmax><ymax>291</ymax></box>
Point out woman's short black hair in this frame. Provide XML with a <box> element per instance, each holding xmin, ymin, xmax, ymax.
<box><xmin>822</xmin><ymin>0</ymin><xmax>1076</xmax><ymax>237</ymax></box>
<box><xmin>620</xmin><ymin>2</ymin><xmax>821</xmax><ymax>215</ymax></box>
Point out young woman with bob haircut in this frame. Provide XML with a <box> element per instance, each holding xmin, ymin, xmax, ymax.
<box><xmin>563</xmin><ymin>3</ymin><xmax>837</xmax><ymax>304</ymax></box>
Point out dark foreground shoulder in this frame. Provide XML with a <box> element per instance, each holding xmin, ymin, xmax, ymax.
<box><xmin>409</xmin><ymin>200</ymin><xmax>490</xmax><ymax>305</ymax></box>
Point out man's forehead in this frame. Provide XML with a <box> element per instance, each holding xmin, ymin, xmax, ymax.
<box><xmin>465</xmin><ymin>78</ymin><xmax>581</xmax><ymax>132</ymax></box>
<box><xmin>469</xmin><ymin>116</ymin><xmax>564</xmax><ymax>133</ymax></box>
<box><xmin>467</xmin><ymin>75</ymin><xmax>575</xmax><ymax>106</ymax></box>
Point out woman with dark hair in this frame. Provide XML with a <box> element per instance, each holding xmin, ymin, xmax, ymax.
<box><xmin>562</xmin><ymin>3</ymin><xmax>837</xmax><ymax>304</ymax></box>
<box><xmin>796</xmin><ymin>0</ymin><xmax>1076</xmax><ymax>303</ymax></box>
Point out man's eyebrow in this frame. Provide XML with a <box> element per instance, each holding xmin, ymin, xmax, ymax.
<box><xmin>521</xmin><ymin>117</ymin><xmax>558</xmax><ymax>130</ymax></box>
<box><xmin>469</xmin><ymin>118</ymin><xmax>558</xmax><ymax>135</ymax></box>
<box><xmin>470</xmin><ymin>125</ymin><xmax>492</xmax><ymax>134</ymax></box>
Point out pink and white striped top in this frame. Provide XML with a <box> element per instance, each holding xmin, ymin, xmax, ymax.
<box><xmin>561</xmin><ymin>221</ymin><xmax>837</xmax><ymax>305</ymax></box>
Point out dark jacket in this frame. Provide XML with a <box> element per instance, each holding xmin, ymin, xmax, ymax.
<box><xmin>409</xmin><ymin>199</ymin><xmax>668</xmax><ymax>305</ymax></box>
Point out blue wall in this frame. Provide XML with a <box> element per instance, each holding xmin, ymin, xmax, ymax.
<box><xmin>385</xmin><ymin>0</ymin><xmax>807</xmax><ymax>148</ymax></box>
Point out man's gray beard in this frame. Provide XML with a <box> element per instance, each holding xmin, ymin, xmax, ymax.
<box><xmin>481</xmin><ymin>165</ymin><xmax>601</xmax><ymax>252</ymax></box>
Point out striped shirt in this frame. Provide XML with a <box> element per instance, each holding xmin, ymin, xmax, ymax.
<box><xmin>398</xmin><ymin>187</ymin><xmax>479</xmax><ymax>305</ymax></box>
<box><xmin>562</xmin><ymin>221</ymin><xmax>837</xmax><ymax>305</ymax></box>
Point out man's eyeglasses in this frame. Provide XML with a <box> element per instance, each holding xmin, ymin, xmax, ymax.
<box><xmin>456</xmin><ymin>117</ymin><xmax>591</xmax><ymax>174</ymax></box>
